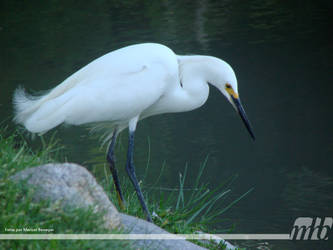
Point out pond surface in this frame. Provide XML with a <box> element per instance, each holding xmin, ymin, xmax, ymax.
<box><xmin>1</xmin><ymin>1</ymin><xmax>332</xmax><ymax>249</ymax></box>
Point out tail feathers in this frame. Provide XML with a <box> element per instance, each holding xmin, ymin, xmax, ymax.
<box><xmin>13</xmin><ymin>87</ymin><xmax>44</xmax><ymax>125</ymax></box>
<box><xmin>13</xmin><ymin>87</ymin><xmax>64</xmax><ymax>134</ymax></box>
<box><xmin>13</xmin><ymin>86</ymin><xmax>127</xmax><ymax>145</ymax></box>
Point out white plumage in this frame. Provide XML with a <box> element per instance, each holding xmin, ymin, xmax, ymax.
<box><xmin>13</xmin><ymin>43</ymin><xmax>242</xmax><ymax>137</ymax></box>
<box><xmin>13</xmin><ymin>43</ymin><xmax>255</xmax><ymax>221</ymax></box>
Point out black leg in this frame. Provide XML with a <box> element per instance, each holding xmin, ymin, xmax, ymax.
<box><xmin>106</xmin><ymin>129</ymin><xmax>125</xmax><ymax>210</ymax></box>
<box><xmin>126</xmin><ymin>130</ymin><xmax>152</xmax><ymax>222</ymax></box>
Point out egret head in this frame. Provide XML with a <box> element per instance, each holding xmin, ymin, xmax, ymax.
<box><xmin>209</xmin><ymin>58</ymin><xmax>255</xmax><ymax>141</ymax></box>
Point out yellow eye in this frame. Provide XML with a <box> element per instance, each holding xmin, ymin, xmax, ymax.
<box><xmin>225</xmin><ymin>83</ymin><xmax>238</xmax><ymax>99</ymax></box>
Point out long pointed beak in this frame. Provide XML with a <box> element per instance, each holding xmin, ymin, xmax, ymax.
<box><xmin>231</xmin><ymin>95</ymin><xmax>255</xmax><ymax>141</ymax></box>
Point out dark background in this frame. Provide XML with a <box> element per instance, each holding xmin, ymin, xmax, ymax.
<box><xmin>1</xmin><ymin>1</ymin><xmax>332</xmax><ymax>249</ymax></box>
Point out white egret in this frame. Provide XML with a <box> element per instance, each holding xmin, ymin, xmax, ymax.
<box><xmin>13</xmin><ymin>43</ymin><xmax>255</xmax><ymax>222</ymax></box>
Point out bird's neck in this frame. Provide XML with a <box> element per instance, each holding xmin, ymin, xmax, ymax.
<box><xmin>172</xmin><ymin>55</ymin><xmax>217</xmax><ymax>111</ymax></box>
<box><xmin>178</xmin><ymin>55</ymin><xmax>219</xmax><ymax>83</ymax></box>
<box><xmin>143</xmin><ymin>56</ymin><xmax>216</xmax><ymax>116</ymax></box>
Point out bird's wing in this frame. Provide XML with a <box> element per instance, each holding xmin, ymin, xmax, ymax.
<box><xmin>14</xmin><ymin>43</ymin><xmax>180</xmax><ymax>134</ymax></box>
<box><xmin>61</xmin><ymin>57</ymin><xmax>178</xmax><ymax>125</ymax></box>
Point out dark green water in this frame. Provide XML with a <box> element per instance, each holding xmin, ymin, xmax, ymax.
<box><xmin>1</xmin><ymin>1</ymin><xmax>332</xmax><ymax>249</ymax></box>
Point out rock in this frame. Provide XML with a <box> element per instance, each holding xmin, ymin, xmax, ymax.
<box><xmin>11</xmin><ymin>163</ymin><xmax>207</xmax><ymax>249</ymax></box>
<box><xmin>120</xmin><ymin>213</ymin><xmax>206</xmax><ymax>250</ymax></box>
<box><xmin>11</xmin><ymin>163</ymin><xmax>120</xmax><ymax>229</ymax></box>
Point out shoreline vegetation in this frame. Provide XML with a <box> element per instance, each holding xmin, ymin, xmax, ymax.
<box><xmin>1</xmin><ymin>127</ymin><xmax>249</xmax><ymax>249</ymax></box>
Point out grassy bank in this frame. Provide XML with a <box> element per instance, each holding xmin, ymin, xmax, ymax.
<box><xmin>1</xmin><ymin>127</ymin><xmax>248</xmax><ymax>249</ymax></box>
<box><xmin>0</xmin><ymin>128</ymin><xmax>133</xmax><ymax>249</ymax></box>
